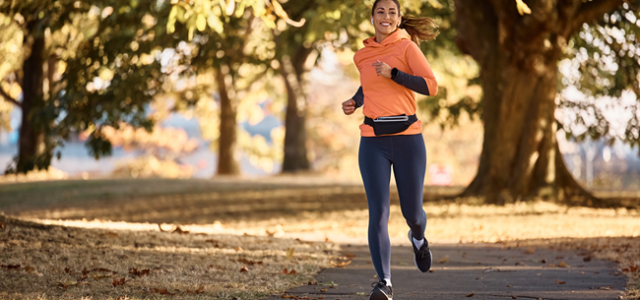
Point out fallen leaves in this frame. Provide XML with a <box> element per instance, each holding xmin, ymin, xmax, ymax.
<box><xmin>330</xmin><ymin>260</ymin><xmax>352</xmax><ymax>267</ymax></box>
<box><xmin>281</xmin><ymin>268</ymin><xmax>297</xmax><ymax>275</ymax></box>
<box><xmin>172</xmin><ymin>226</ymin><xmax>189</xmax><ymax>235</ymax></box>
<box><xmin>558</xmin><ymin>261</ymin><xmax>569</xmax><ymax>268</ymax></box>
<box><xmin>438</xmin><ymin>256</ymin><xmax>449</xmax><ymax>264</ymax></box>
<box><xmin>92</xmin><ymin>274</ymin><xmax>110</xmax><ymax>280</ymax></box>
<box><xmin>556</xmin><ymin>280</ymin><xmax>566</xmax><ymax>284</ymax></box>
<box><xmin>205</xmin><ymin>239</ymin><xmax>221</xmax><ymax>247</ymax></box>
<box><xmin>98</xmin><ymin>232</ymin><xmax>119</xmax><ymax>238</ymax></box>
<box><xmin>465</xmin><ymin>292</ymin><xmax>474</xmax><ymax>297</ymax></box>
<box><xmin>150</xmin><ymin>288</ymin><xmax>174</xmax><ymax>296</ymax></box>
<box><xmin>286</xmin><ymin>247</ymin><xmax>295</xmax><ymax>259</ymax></box>
<box><xmin>1</xmin><ymin>264</ymin><xmax>20</xmax><ymax>270</ymax></box>
<box><xmin>330</xmin><ymin>255</ymin><xmax>353</xmax><ymax>267</ymax></box>
<box><xmin>185</xmin><ymin>286</ymin><xmax>204</xmax><ymax>294</ymax></box>
<box><xmin>0</xmin><ymin>217</ymin><xmax>335</xmax><ymax>300</ymax></box>
<box><xmin>112</xmin><ymin>277</ymin><xmax>126</xmax><ymax>287</ymax></box>
<box><xmin>236</xmin><ymin>258</ymin><xmax>263</xmax><ymax>266</ymax></box>
<box><xmin>57</xmin><ymin>280</ymin><xmax>80</xmax><ymax>289</ymax></box>
<box><xmin>622</xmin><ymin>266</ymin><xmax>638</xmax><ymax>272</ymax></box>
<box><xmin>280</xmin><ymin>294</ymin><xmax>297</xmax><ymax>299</ymax></box>
<box><xmin>524</xmin><ymin>247</ymin><xmax>535</xmax><ymax>254</ymax></box>
<box><xmin>318</xmin><ymin>281</ymin><xmax>338</xmax><ymax>287</ymax></box>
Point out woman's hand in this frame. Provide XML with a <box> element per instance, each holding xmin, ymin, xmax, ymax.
<box><xmin>342</xmin><ymin>99</ymin><xmax>356</xmax><ymax>115</ymax></box>
<box><xmin>372</xmin><ymin>60</ymin><xmax>392</xmax><ymax>79</ymax></box>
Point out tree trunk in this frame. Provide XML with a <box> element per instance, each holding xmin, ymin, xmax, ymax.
<box><xmin>454</xmin><ymin>0</ymin><xmax>602</xmax><ymax>206</ymax></box>
<box><xmin>16</xmin><ymin>29</ymin><xmax>46</xmax><ymax>174</ymax></box>
<box><xmin>215</xmin><ymin>67</ymin><xmax>240</xmax><ymax>175</ymax></box>
<box><xmin>280</xmin><ymin>46</ymin><xmax>313</xmax><ymax>173</ymax></box>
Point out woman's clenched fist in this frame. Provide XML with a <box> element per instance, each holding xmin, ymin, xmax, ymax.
<box><xmin>342</xmin><ymin>99</ymin><xmax>356</xmax><ymax>115</ymax></box>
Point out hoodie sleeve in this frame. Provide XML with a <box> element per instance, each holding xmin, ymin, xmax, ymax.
<box><xmin>393</xmin><ymin>42</ymin><xmax>438</xmax><ymax>96</ymax></box>
<box><xmin>352</xmin><ymin>86</ymin><xmax>364</xmax><ymax>108</ymax></box>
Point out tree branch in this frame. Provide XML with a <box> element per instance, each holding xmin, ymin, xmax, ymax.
<box><xmin>0</xmin><ymin>86</ymin><xmax>21</xmax><ymax>108</ymax></box>
<box><xmin>569</xmin><ymin>0</ymin><xmax>625</xmax><ymax>36</ymax></box>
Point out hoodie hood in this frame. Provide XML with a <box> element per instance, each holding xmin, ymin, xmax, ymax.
<box><xmin>363</xmin><ymin>28</ymin><xmax>411</xmax><ymax>48</ymax></box>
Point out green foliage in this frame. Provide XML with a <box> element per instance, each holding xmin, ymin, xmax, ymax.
<box><xmin>0</xmin><ymin>0</ymin><xmax>188</xmax><ymax>171</ymax></box>
<box><xmin>166</xmin><ymin>0</ymin><xmax>304</xmax><ymax>40</ymax></box>
<box><xmin>558</xmin><ymin>2</ymin><xmax>640</xmax><ymax>149</ymax></box>
<box><xmin>55</xmin><ymin>0</ymin><xmax>178</xmax><ymax>158</ymax></box>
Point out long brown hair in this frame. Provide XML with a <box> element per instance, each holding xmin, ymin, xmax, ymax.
<box><xmin>371</xmin><ymin>0</ymin><xmax>439</xmax><ymax>44</ymax></box>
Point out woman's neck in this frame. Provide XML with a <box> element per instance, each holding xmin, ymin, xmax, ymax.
<box><xmin>375</xmin><ymin>28</ymin><xmax>397</xmax><ymax>44</ymax></box>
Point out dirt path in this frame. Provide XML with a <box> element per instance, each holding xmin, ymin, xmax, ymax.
<box><xmin>265</xmin><ymin>243</ymin><xmax>626</xmax><ymax>300</ymax></box>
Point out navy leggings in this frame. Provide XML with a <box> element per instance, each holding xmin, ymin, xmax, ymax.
<box><xmin>359</xmin><ymin>134</ymin><xmax>427</xmax><ymax>281</ymax></box>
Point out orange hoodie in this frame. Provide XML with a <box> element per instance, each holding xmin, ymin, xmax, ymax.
<box><xmin>354</xmin><ymin>29</ymin><xmax>438</xmax><ymax>137</ymax></box>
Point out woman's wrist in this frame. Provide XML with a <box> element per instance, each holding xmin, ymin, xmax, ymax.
<box><xmin>391</xmin><ymin>68</ymin><xmax>399</xmax><ymax>80</ymax></box>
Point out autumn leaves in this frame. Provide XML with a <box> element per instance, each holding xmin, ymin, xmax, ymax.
<box><xmin>0</xmin><ymin>216</ymin><xmax>336</xmax><ymax>299</ymax></box>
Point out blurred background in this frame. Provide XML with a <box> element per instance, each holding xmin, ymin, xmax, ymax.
<box><xmin>1</xmin><ymin>0</ymin><xmax>640</xmax><ymax>195</ymax></box>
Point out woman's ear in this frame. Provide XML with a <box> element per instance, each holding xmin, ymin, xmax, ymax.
<box><xmin>398</xmin><ymin>17</ymin><xmax>402</xmax><ymax>27</ymax></box>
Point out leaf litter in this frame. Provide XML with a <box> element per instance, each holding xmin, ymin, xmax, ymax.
<box><xmin>0</xmin><ymin>215</ymin><xmax>336</xmax><ymax>299</ymax></box>
<box><xmin>4</xmin><ymin>192</ymin><xmax>640</xmax><ymax>299</ymax></box>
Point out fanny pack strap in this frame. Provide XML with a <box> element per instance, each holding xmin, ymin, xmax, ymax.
<box><xmin>364</xmin><ymin>114</ymin><xmax>418</xmax><ymax>127</ymax></box>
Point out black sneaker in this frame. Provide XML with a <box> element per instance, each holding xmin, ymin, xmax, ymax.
<box><xmin>370</xmin><ymin>280</ymin><xmax>393</xmax><ymax>300</ymax></box>
<box><xmin>408</xmin><ymin>230</ymin><xmax>432</xmax><ymax>272</ymax></box>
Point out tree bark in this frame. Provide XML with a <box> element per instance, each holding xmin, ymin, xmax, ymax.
<box><xmin>16</xmin><ymin>28</ymin><xmax>46</xmax><ymax>174</ymax></box>
<box><xmin>454</xmin><ymin>0</ymin><xmax>610</xmax><ymax>206</ymax></box>
<box><xmin>280</xmin><ymin>46</ymin><xmax>313</xmax><ymax>173</ymax></box>
<box><xmin>215</xmin><ymin>67</ymin><xmax>240</xmax><ymax>175</ymax></box>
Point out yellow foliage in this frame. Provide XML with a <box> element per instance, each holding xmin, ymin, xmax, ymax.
<box><xmin>111</xmin><ymin>155</ymin><xmax>194</xmax><ymax>179</ymax></box>
<box><xmin>0</xmin><ymin>167</ymin><xmax>68</xmax><ymax>183</ymax></box>
<box><xmin>515</xmin><ymin>0</ymin><xmax>532</xmax><ymax>15</ymax></box>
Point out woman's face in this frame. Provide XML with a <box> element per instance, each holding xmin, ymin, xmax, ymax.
<box><xmin>372</xmin><ymin>0</ymin><xmax>400</xmax><ymax>37</ymax></box>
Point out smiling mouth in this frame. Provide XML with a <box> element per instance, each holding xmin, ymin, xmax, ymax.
<box><xmin>380</xmin><ymin>22</ymin><xmax>391</xmax><ymax>26</ymax></box>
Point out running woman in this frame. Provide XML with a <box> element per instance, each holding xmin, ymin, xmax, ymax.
<box><xmin>342</xmin><ymin>0</ymin><xmax>439</xmax><ymax>299</ymax></box>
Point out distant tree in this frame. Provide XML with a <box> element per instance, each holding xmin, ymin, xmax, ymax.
<box><xmin>166</xmin><ymin>0</ymin><xmax>292</xmax><ymax>175</ymax></box>
<box><xmin>0</xmin><ymin>0</ymin><xmax>180</xmax><ymax>174</ymax></box>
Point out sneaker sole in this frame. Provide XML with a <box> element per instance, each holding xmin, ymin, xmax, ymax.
<box><xmin>408</xmin><ymin>230</ymin><xmax>432</xmax><ymax>273</ymax></box>
<box><xmin>370</xmin><ymin>289</ymin><xmax>392</xmax><ymax>300</ymax></box>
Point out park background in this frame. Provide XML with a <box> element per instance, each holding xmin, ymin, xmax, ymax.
<box><xmin>1</xmin><ymin>0</ymin><xmax>640</xmax><ymax>299</ymax></box>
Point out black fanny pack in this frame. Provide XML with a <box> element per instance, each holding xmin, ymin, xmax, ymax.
<box><xmin>364</xmin><ymin>114</ymin><xmax>418</xmax><ymax>136</ymax></box>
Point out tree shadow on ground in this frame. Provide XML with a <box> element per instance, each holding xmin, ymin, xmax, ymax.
<box><xmin>0</xmin><ymin>178</ymin><xmax>462</xmax><ymax>224</ymax></box>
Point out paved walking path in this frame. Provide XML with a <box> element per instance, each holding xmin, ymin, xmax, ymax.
<box><xmin>264</xmin><ymin>243</ymin><xmax>626</xmax><ymax>300</ymax></box>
